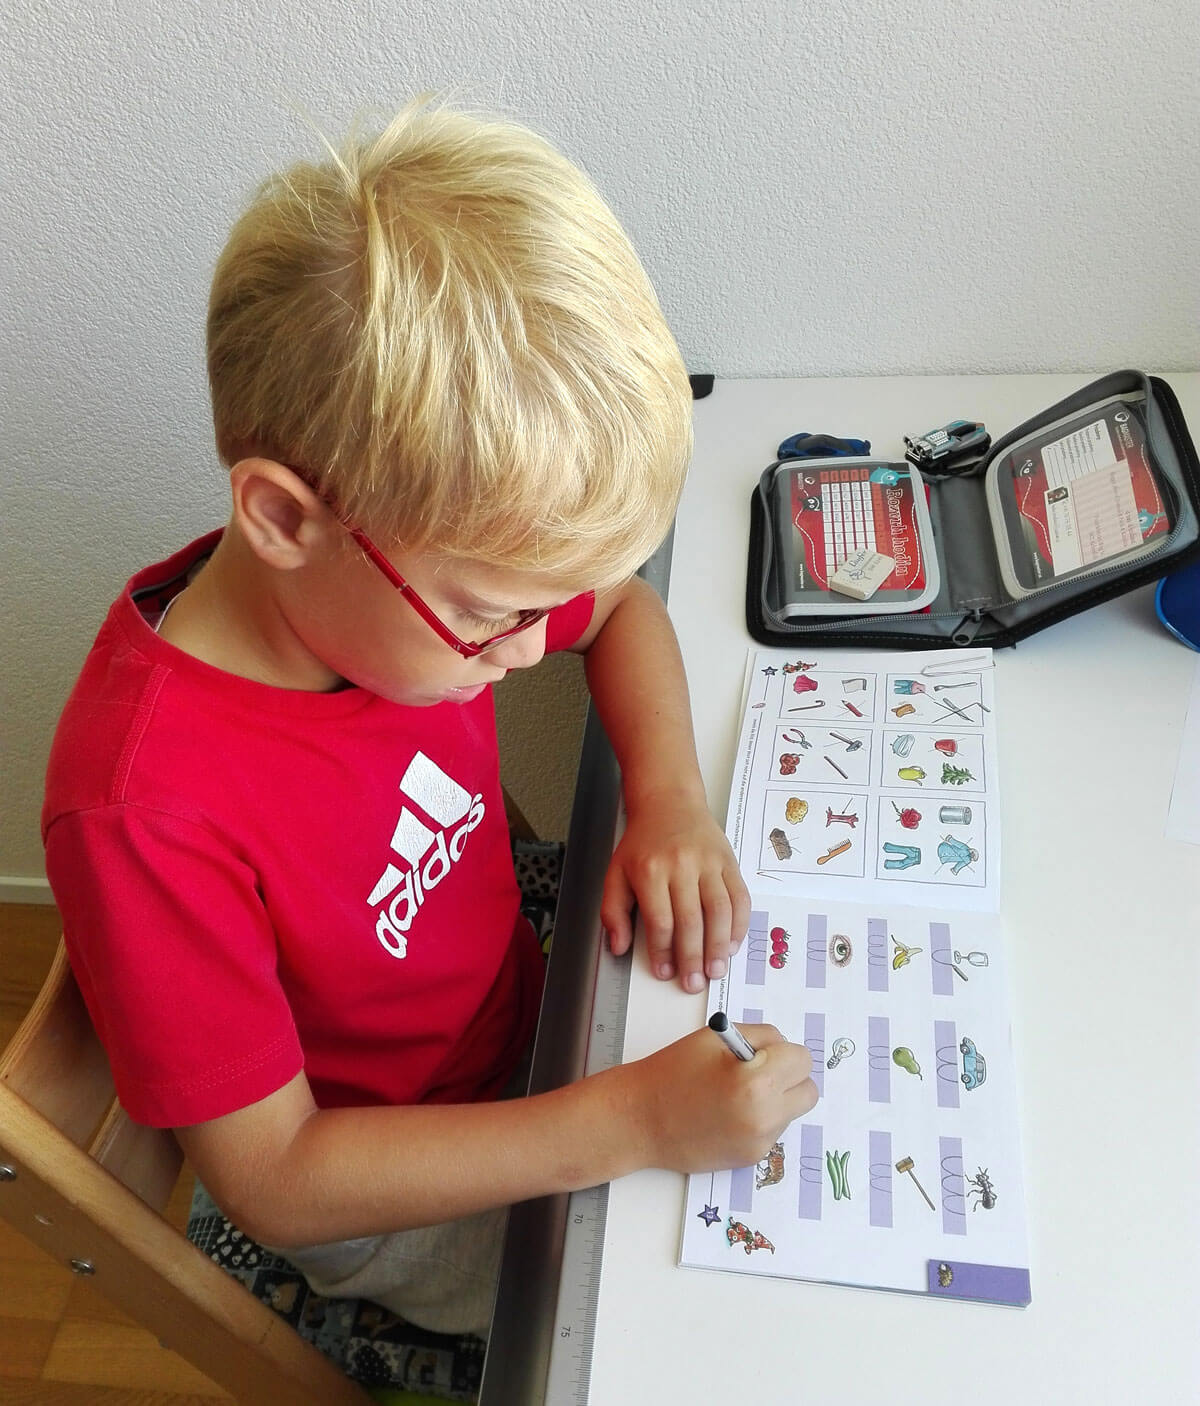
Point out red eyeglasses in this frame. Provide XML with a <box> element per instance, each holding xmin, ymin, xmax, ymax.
<box><xmin>287</xmin><ymin>465</ymin><xmax>551</xmax><ymax>658</ymax></box>
<box><xmin>347</xmin><ymin>526</ymin><xmax>551</xmax><ymax>659</ymax></box>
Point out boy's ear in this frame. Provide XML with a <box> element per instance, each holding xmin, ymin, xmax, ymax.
<box><xmin>229</xmin><ymin>459</ymin><xmax>334</xmax><ymax>569</ymax></box>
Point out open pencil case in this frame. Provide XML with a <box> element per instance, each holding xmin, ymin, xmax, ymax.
<box><xmin>746</xmin><ymin>370</ymin><xmax>1200</xmax><ymax>649</ymax></box>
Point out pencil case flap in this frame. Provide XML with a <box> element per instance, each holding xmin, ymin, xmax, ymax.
<box><xmin>747</xmin><ymin>371</ymin><xmax>1200</xmax><ymax>649</ymax></box>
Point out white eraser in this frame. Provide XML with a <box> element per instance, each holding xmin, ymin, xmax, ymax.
<box><xmin>829</xmin><ymin>547</ymin><xmax>895</xmax><ymax>600</ymax></box>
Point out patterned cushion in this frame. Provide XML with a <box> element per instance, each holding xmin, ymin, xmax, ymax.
<box><xmin>186</xmin><ymin>1182</ymin><xmax>485</xmax><ymax>1399</ymax></box>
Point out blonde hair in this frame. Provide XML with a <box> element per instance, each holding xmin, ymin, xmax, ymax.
<box><xmin>207</xmin><ymin>98</ymin><xmax>692</xmax><ymax>588</ymax></box>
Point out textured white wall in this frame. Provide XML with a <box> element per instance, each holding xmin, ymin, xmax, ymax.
<box><xmin>3</xmin><ymin>0</ymin><xmax>1198</xmax><ymax>885</ymax></box>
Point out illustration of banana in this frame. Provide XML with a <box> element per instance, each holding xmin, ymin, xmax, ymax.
<box><xmin>891</xmin><ymin>937</ymin><xmax>923</xmax><ymax>970</ymax></box>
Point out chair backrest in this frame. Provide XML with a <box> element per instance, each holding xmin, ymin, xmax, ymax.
<box><xmin>0</xmin><ymin>940</ymin><xmax>370</xmax><ymax>1405</ymax></box>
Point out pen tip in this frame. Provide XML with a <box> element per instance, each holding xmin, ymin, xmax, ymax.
<box><xmin>708</xmin><ymin>1012</ymin><xmax>729</xmax><ymax>1032</ymax></box>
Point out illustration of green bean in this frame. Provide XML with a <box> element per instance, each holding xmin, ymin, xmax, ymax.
<box><xmin>826</xmin><ymin>1148</ymin><xmax>852</xmax><ymax>1201</ymax></box>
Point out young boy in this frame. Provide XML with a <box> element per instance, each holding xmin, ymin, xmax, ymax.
<box><xmin>42</xmin><ymin>100</ymin><xmax>816</xmax><ymax>1340</ymax></box>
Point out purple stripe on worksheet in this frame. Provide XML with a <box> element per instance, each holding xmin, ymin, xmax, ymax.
<box><xmin>741</xmin><ymin>1007</ymin><xmax>763</xmax><ymax>1024</ymax></box>
<box><xmin>939</xmin><ymin>1135</ymin><xmax>966</xmax><ymax>1237</ymax></box>
<box><xmin>729</xmin><ymin>1163</ymin><xmax>755</xmax><ymax>1214</ymax></box>
<box><xmin>930</xmin><ymin>922</ymin><xmax>955</xmax><ymax>996</ymax></box>
<box><xmin>868</xmin><ymin>1015</ymin><xmax>890</xmax><ymax>1103</ymax></box>
<box><xmin>806</xmin><ymin>911</ymin><xmax>827</xmax><ymax>988</ymax></box>
<box><xmin>867</xmin><ymin>917</ymin><xmax>889</xmax><ymax>992</ymax></box>
<box><xmin>934</xmin><ymin>1020</ymin><xmax>960</xmax><ymax>1108</ymax></box>
<box><xmin>797</xmin><ymin>1122</ymin><xmax>823</xmax><ymax>1221</ymax></box>
<box><xmin>804</xmin><ymin>1012</ymin><xmax>826</xmax><ymax>1099</ymax></box>
<box><xmin>869</xmin><ymin>1130</ymin><xmax>893</xmax><ymax>1228</ymax></box>
<box><xmin>927</xmin><ymin>1260</ymin><xmax>1032</xmax><ymax>1306</ymax></box>
<box><xmin>744</xmin><ymin>910</ymin><xmax>768</xmax><ymax>986</ymax></box>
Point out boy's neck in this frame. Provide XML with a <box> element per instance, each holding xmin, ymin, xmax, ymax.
<box><xmin>157</xmin><ymin>525</ymin><xmax>345</xmax><ymax>692</ymax></box>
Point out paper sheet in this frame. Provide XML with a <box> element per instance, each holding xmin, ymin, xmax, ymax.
<box><xmin>679</xmin><ymin>648</ymin><xmax>1030</xmax><ymax>1306</ymax></box>
<box><xmin>726</xmin><ymin>648</ymin><xmax>1001</xmax><ymax>911</ymax></box>
<box><xmin>1166</xmin><ymin>656</ymin><xmax>1200</xmax><ymax>845</ymax></box>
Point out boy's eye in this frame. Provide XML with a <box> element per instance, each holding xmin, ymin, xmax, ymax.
<box><xmin>459</xmin><ymin>608</ymin><xmax>519</xmax><ymax>637</ymax></box>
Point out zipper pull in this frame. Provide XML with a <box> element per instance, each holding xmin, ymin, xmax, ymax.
<box><xmin>951</xmin><ymin>610</ymin><xmax>986</xmax><ymax>646</ymax></box>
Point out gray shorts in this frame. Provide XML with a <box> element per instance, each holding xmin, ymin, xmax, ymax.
<box><xmin>263</xmin><ymin>1203</ymin><xmax>508</xmax><ymax>1338</ymax></box>
<box><xmin>262</xmin><ymin>1048</ymin><xmax>532</xmax><ymax>1338</ymax></box>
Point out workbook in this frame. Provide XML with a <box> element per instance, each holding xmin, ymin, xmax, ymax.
<box><xmin>678</xmin><ymin>647</ymin><xmax>1031</xmax><ymax>1306</ymax></box>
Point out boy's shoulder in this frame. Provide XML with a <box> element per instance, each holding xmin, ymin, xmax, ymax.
<box><xmin>41</xmin><ymin>531</ymin><xmax>371</xmax><ymax>833</ymax></box>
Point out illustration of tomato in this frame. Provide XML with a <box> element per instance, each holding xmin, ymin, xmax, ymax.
<box><xmin>769</xmin><ymin>952</ymin><xmax>788</xmax><ymax>969</ymax></box>
<box><xmin>770</xmin><ymin>926</ymin><xmax>788</xmax><ymax>944</ymax></box>
<box><xmin>772</xmin><ymin>934</ymin><xmax>789</xmax><ymax>953</ymax></box>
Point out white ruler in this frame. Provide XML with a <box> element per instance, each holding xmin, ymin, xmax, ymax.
<box><xmin>541</xmin><ymin>935</ymin><xmax>631</xmax><ymax>1404</ymax></box>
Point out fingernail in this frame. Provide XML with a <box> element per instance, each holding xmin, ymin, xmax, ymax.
<box><xmin>656</xmin><ymin>962</ymin><xmax>674</xmax><ymax>980</ymax></box>
<box><xmin>708</xmin><ymin>958</ymin><xmax>728</xmax><ymax>979</ymax></box>
<box><xmin>685</xmin><ymin>971</ymin><xmax>704</xmax><ymax>993</ymax></box>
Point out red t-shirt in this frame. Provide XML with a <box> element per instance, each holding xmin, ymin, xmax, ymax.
<box><xmin>42</xmin><ymin>530</ymin><xmax>594</xmax><ymax>1128</ymax></box>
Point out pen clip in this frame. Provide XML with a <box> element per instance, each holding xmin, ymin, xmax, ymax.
<box><xmin>919</xmin><ymin>652</ymin><xmax>994</xmax><ymax>677</ymax></box>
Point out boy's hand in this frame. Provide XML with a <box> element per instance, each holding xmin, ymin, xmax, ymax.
<box><xmin>601</xmin><ymin>787</ymin><xmax>751</xmax><ymax>993</ymax></box>
<box><xmin>618</xmin><ymin>1023</ymin><xmax>817</xmax><ymax>1173</ymax></box>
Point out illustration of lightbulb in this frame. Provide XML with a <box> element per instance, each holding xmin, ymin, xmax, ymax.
<box><xmin>827</xmin><ymin>1037</ymin><xmax>856</xmax><ymax>1069</ymax></box>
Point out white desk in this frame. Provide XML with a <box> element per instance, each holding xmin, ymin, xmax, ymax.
<box><xmin>589</xmin><ymin>374</ymin><xmax>1200</xmax><ymax>1404</ymax></box>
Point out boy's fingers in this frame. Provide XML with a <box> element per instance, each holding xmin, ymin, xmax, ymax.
<box><xmin>697</xmin><ymin>871</ymin><xmax>734</xmax><ymax>979</ymax></box>
<box><xmin>733</xmin><ymin>1022</ymin><xmax>786</xmax><ymax>1050</ymax></box>
<box><xmin>731</xmin><ymin>1025</ymin><xmax>816</xmax><ymax>1086</ymax></box>
<box><xmin>727</xmin><ymin>868</ymin><xmax>752</xmax><ymax>950</ymax></box>
<box><xmin>667</xmin><ymin>877</ymin><xmax>705</xmax><ymax>992</ymax></box>
<box><xmin>636</xmin><ymin>874</ymin><xmax>677</xmax><ymax>980</ymax></box>
<box><xmin>600</xmin><ymin>866</ymin><xmax>635</xmax><ymax>956</ymax></box>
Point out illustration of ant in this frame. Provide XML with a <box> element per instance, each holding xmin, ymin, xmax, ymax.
<box><xmin>967</xmin><ymin>1166</ymin><xmax>997</xmax><ymax>1211</ymax></box>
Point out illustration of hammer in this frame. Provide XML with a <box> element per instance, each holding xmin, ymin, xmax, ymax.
<box><xmin>895</xmin><ymin>1156</ymin><xmax>936</xmax><ymax>1212</ymax></box>
<box><xmin>829</xmin><ymin>731</ymin><xmax>863</xmax><ymax>752</ymax></box>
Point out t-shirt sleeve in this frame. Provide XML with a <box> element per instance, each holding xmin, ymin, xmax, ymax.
<box><xmin>543</xmin><ymin>592</ymin><xmax>595</xmax><ymax>654</ymax></box>
<box><xmin>44</xmin><ymin>803</ymin><xmax>304</xmax><ymax>1128</ymax></box>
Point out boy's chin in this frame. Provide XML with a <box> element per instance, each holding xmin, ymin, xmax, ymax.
<box><xmin>437</xmin><ymin>682</ymin><xmax>490</xmax><ymax>705</ymax></box>
<box><xmin>370</xmin><ymin>680</ymin><xmax>491</xmax><ymax>707</ymax></box>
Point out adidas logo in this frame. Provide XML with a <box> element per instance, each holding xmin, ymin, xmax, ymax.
<box><xmin>368</xmin><ymin>751</ymin><xmax>485</xmax><ymax>958</ymax></box>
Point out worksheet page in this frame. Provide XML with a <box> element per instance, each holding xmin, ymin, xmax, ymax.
<box><xmin>680</xmin><ymin>649</ymin><xmax>1030</xmax><ymax>1306</ymax></box>
<box><xmin>727</xmin><ymin>648</ymin><xmax>1000</xmax><ymax>911</ymax></box>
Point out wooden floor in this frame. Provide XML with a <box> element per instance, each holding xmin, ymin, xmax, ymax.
<box><xmin>1</xmin><ymin>903</ymin><xmax>228</xmax><ymax>1403</ymax></box>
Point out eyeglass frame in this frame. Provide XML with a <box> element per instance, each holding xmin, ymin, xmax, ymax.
<box><xmin>346</xmin><ymin>526</ymin><xmax>552</xmax><ymax>658</ymax></box>
<box><xmin>283</xmin><ymin>464</ymin><xmax>552</xmax><ymax>657</ymax></box>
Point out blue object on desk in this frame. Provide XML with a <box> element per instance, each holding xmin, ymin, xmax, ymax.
<box><xmin>1156</xmin><ymin>558</ymin><xmax>1200</xmax><ymax>651</ymax></box>
<box><xmin>777</xmin><ymin>431</ymin><xmax>871</xmax><ymax>460</ymax></box>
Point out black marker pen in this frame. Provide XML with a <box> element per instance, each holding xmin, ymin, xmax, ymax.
<box><xmin>709</xmin><ymin>1011</ymin><xmax>757</xmax><ymax>1062</ymax></box>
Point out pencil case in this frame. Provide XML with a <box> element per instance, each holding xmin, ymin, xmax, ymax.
<box><xmin>746</xmin><ymin>370</ymin><xmax>1200</xmax><ymax>649</ymax></box>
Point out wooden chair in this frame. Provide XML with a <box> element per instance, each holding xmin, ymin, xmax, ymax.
<box><xmin>0</xmin><ymin>939</ymin><xmax>371</xmax><ymax>1404</ymax></box>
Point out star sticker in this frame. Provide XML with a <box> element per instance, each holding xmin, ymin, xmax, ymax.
<box><xmin>697</xmin><ymin>1204</ymin><xmax>721</xmax><ymax>1227</ymax></box>
<box><xmin>762</xmin><ymin>666</ymin><xmax>778</xmax><ymax>676</ymax></box>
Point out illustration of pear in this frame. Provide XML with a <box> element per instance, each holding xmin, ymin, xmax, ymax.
<box><xmin>892</xmin><ymin>1047</ymin><xmax>923</xmax><ymax>1079</ymax></box>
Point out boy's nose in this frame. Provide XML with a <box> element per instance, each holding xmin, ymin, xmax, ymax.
<box><xmin>486</xmin><ymin>618</ymin><xmax>549</xmax><ymax>671</ymax></box>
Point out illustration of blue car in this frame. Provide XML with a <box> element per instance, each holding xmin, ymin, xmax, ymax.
<box><xmin>960</xmin><ymin>1037</ymin><xmax>987</xmax><ymax>1090</ymax></box>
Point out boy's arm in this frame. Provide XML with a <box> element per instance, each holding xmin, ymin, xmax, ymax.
<box><xmin>572</xmin><ymin>577</ymin><xmax>749</xmax><ymax>994</ymax></box>
<box><xmin>176</xmin><ymin>1023</ymin><xmax>815</xmax><ymax>1248</ymax></box>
